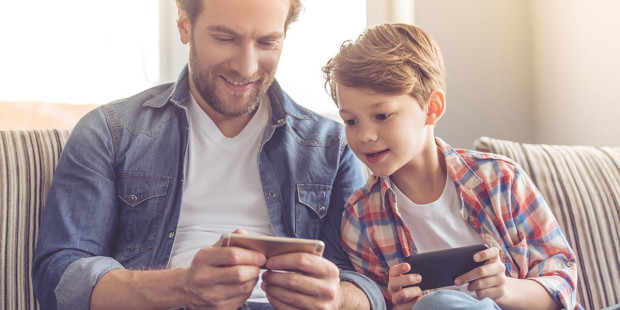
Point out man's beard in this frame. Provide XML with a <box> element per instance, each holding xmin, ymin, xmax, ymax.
<box><xmin>189</xmin><ymin>43</ymin><xmax>275</xmax><ymax>117</ymax></box>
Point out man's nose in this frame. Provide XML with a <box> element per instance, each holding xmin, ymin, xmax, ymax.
<box><xmin>230</xmin><ymin>43</ymin><xmax>259</xmax><ymax>78</ymax></box>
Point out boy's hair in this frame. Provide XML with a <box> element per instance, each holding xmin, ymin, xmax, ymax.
<box><xmin>176</xmin><ymin>0</ymin><xmax>303</xmax><ymax>31</ymax></box>
<box><xmin>323</xmin><ymin>23</ymin><xmax>446</xmax><ymax>108</ymax></box>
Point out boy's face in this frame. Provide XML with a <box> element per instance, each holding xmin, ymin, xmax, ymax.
<box><xmin>337</xmin><ymin>85</ymin><xmax>435</xmax><ymax>177</ymax></box>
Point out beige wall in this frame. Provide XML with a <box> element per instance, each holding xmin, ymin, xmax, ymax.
<box><xmin>371</xmin><ymin>0</ymin><xmax>620</xmax><ymax>148</ymax></box>
<box><xmin>531</xmin><ymin>0</ymin><xmax>620</xmax><ymax>146</ymax></box>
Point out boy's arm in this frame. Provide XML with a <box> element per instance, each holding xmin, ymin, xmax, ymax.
<box><xmin>506</xmin><ymin>166</ymin><xmax>578</xmax><ymax>309</ymax></box>
<box><xmin>495</xmin><ymin>277</ymin><xmax>562</xmax><ymax>310</ymax></box>
<box><xmin>457</xmin><ymin>246</ymin><xmax>562</xmax><ymax>310</ymax></box>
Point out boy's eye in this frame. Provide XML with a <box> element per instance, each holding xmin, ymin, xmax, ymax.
<box><xmin>344</xmin><ymin>119</ymin><xmax>357</xmax><ymax>126</ymax></box>
<box><xmin>375</xmin><ymin>113</ymin><xmax>391</xmax><ymax>121</ymax></box>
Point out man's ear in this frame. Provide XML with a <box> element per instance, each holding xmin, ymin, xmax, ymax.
<box><xmin>425</xmin><ymin>90</ymin><xmax>446</xmax><ymax>126</ymax></box>
<box><xmin>177</xmin><ymin>8</ymin><xmax>191</xmax><ymax>44</ymax></box>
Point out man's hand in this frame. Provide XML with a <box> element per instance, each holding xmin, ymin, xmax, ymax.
<box><xmin>260</xmin><ymin>253</ymin><xmax>341</xmax><ymax>310</ymax></box>
<box><xmin>182</xmin><ymin>229</ymin><xmax>267</xmax><ymax>309</ymax></box>
<box><xmin>388</xmin><ymin>263</ymin><xmax>424</xmax><ymax>310</ymax></box>
<box><xmin>454</xmin><ymin>246</ymin><xmax>506</xmax><ymax>300</ymax></box>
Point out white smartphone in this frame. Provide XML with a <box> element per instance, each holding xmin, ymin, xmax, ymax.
<box><xmin>219</xmin><ymin>233</ymin><xmax>325</xmax><ymax>257</ymax></box>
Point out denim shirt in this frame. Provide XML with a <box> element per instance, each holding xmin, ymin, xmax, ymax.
<box><xmin>32</xmin><ymin>67</ymin><xmax>385</xmax><ymax>310</ymax></box>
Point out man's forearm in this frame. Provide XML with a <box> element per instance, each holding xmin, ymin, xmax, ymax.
<box><xmin>90</xmin><ymin>268</ymin><xmax>188</xmax><ymax>310</ymax></box>
<box><xmin>338</xmin><ymin>281</ymin><xmax>371</xmax><ymax>310</ymax></box>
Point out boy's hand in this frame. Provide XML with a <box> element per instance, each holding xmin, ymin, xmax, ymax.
<box><xmin>454</xmin><ymin>246</ymin><xmax>507</xmax><ymax>300</ymax></box>
<box><xmin>388</xmin><ymin>263</ymin><xmax>424</xmax><ymax>310</ymax></box>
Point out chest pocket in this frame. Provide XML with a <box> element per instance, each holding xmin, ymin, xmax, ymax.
<box><xmin>295</xmin><ymin>184</ymin><xmax>332</xmax><ymax>239</ymax></box>
<box><xmin>117</xmin><ymin>171</ymin><xmax>170</xmax><ymax>259</ymax></box>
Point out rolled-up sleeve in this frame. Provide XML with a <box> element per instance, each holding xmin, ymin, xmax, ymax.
<box><xmin>55</xmin><ymin>257</ymin><xmax>124</xmax><ymax>310</ymax></box>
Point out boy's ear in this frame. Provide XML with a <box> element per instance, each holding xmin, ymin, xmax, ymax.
<box><xmin>177</xmin><ymin>8</ymin><xmax>191</xmax><ymax>45</ymax></box>
<box><xmin>425</xmin><ymin>90</ymin><xmax>446</xmax><ymax>126</ymax></box>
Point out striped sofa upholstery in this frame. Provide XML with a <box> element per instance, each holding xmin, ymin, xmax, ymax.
<box><xmin>0</xmin><ymin>129</ymin><xmax>71</xmax><ymax>310</ymax></box>
<box><xmin>475</xmin><ymin>136</ymin><xmax>620</xmax><ymax>310</ymax></box>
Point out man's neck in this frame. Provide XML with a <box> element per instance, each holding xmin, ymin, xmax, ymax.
<box><xmin>191</xmin><ymin>92</ymin><xmax>258</xmax><ymax>138</ymax></box>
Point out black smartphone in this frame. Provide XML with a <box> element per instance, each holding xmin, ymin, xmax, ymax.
<box><xmin>405</xmin><ymin>244</ymin><xmax>489</xmax><ymax>290</ymax></box>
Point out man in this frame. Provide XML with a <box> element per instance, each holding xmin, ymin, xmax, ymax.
<box><xmin>31</xmin><ymin>0</ymin><xmax>385</xmax><ymax>309</ymax></box>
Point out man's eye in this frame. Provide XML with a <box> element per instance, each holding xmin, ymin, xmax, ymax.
<box><xmin>258</xmin><ymin>40</ymin><xmax>281</xmax><ymax>49</ymax></box>
<box><xmin>344</xmin><ymin>119</ymin><xmax>357</xmax><ymax>126</ymax></box>
<box><xmin>375</xmin><ymin>113</ymin><xmax>391</xmax><ymax>120</ymax></box>
<box><xmin>214</xmin><ymin>36</ymin><xmax>234</xmax><ymax>42</ymax></box>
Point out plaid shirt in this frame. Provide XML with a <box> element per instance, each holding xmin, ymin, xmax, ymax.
<box><xmin>341</xmin><ymin>138</ymin><xmax>580</xmax><ymax>309</ymax></box>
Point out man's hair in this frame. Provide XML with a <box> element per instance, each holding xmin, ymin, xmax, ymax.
<box><xmin>323</xmin><ymin>23</ymin><xmax>446</xmax><ymax>108</ymax></box>
<box><xmin>176</xmin><ymin>0</ymin><xmax>303</xmax><ymax>31</ymax></box>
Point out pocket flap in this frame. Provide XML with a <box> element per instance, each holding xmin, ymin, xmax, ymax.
<box><xmin>117</xmin><ymin>171</ymin><xmax>170</xmax><ymax>207</ymax></box>
<box><xmin>297</xmin><ymin>184</ymin><xmax>332</xmax><ymax>218</ymax></box>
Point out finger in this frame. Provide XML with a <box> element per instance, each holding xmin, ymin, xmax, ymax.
<box><xmin>263</xmin><ymin>279</ymin><xmax>332</xmax><ymax>310</ymax></box>
<box><xmin>388</xmin><ymin>273</ymin><xmax>421</xmax><ymax>294</ymax></box>
<box><xmin>209</xmin><ymin>265</ymin><xmax>263</xmax><ymax>285</ymax></box>
<box><xmin>194</xmin><ymin>246</ymin><xmax>266</xmax><ymax>268</ymax></box>
<box><xmin>261</xmin><ymin>269</ymin><xmax>338</xmax><ymax>298</ymax></box>
<box><xmin>474</xmin><ymin>247</ymin><xmax>499</xmax><ymax>263</ymax></box>
<box><xmin>264</xmin><ymin>289</ymin><xmax>299</xmax><ymax>310</ymax></box>
<box><xmin>212</xmin><ymin>228</ymin><xmax>249</xmax><ymax>247</ymax></box>
<box><xmin>265</xmin><ymin>253</ymin><xmax>338</xmax><ymax>278</ymax></box>
<box><xmin>455</xmin><ymin>255</ymin><xmax>505</xmax><ymax>286</ymax></box>
<box><xmin>388</xmin><ymin>262</ymin><xmax>411</xmax><ymax>277</ymax></box>
<box><xmin>391</xmin><ymin>285</ymin><xmax>423</xmax><ymax>305</ymax></box>
<box><xmin>467</xmin><ymin>271</ymin><xmax>506</xmax><ymax>291</ymax></box>
<box><xmin>185</xmin><ymin>276</ymin><xmax>257</xmax><ymax>307</ymax></box>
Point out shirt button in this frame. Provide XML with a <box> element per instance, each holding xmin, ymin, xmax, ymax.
<box><xmin>128</xmin><ymin>195</ymin><xmax>138</xmax><ymax>204</ymax></box>
<box><xmin>318</xmin><ymin>207</ymin><xmax>327</xmax><ymax>217</ymax></box>
<box><xmin>268</xmin><ymin>190</ymin><xmax>277</xmax><ymax>198</ymax></box>
<box><xmin>168</xmin><ymin>232</ymin><xmax>175</xmax><ymax>239</ymax></box>
<box><xmin>277</xmin><ymin>119</ymin><xmax>285</xmax><ymax>124</ymax></box>
<box><xmin>468</xmin><ymin>216</ymin><xmax>475</xmax><ymax>223</ymax></box>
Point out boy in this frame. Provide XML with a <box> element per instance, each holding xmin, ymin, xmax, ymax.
<box><xmin>323</xmin><ymin>23</ymin><xmax>580</xmax><ymax>309</ymax></box>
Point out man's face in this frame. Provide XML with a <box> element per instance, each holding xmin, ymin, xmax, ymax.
<box><xmin>181</xmin><ymin>0</ymin><xmax>289</xmax><ymax>117</ymax></box>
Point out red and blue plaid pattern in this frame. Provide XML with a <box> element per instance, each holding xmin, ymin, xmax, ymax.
<box><xmin>341</xmin><ymin>138</ymin><xmax>580</xmax><ymax>309</ymax></box>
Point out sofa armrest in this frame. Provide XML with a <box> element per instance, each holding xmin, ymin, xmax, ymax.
<box><xmin>474</xmin><ymin>136</ymin><xmax>620</xmax><ymax>310</ymax></box>
<box><xmin>0</xmin><ymin>129</ymin><xmax>71</xmax><ymax>310</ymax></box>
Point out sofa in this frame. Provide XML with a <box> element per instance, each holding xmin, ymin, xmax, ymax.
<box><xmin>475</xmin><ymin>137</ymin><xmax>620</xmax><ymax>310</ymax></box>
<box><xmin>1</xmin><ymin>130</ymin><xmax>618</xmax><ymax>309</ymax></box>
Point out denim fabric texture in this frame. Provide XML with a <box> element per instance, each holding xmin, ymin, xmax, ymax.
<box><xmin>413</xmin><ymin>290</ymin><xmax>500</xmax><ymax>310</ymax></box>
<box><xmin>32</xmin><ymin>66</ymin><xmax>384</xmax><ymax>310</ymax></box>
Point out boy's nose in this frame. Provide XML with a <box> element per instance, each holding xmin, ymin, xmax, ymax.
<box><xmin>358</xmin><ymin>125</ymin><xmax>378</xmax><ymax>143</ymax></box>
<box><xmin>230</xmin><ymin>44</ymin><xmax>259</xmax><ymax>78</ymax></box>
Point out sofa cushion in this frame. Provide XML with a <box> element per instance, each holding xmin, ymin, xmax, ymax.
<box><xmin>0</xmin><ymin>129</ymin><xmax>71</xmax><ymax>310</ymax></box>
<box><xmin>475</xmin><ymin>136</ymin><xmax>620</xmax><ymax>310</ymax></box>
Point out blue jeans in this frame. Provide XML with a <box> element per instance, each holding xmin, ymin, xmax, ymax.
<box><xmin>413</xmin><ymin>290</ymin><xmax>500</xmax><ymax>310</ymax></box>
<box><xmin>238</xmin><ymin>302</ymin><xmax>274</xmax><ymax>310</ymax></box>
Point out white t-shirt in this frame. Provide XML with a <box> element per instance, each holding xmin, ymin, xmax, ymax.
<box><xmin>391</xmin><ymin>171</ymin><xmax>481</xmax><ymax>295</ymax></box>
<box><xmin>169</xmin><ymin>94</ymin><xmax>274</xmax><ymax>302</ymax></box>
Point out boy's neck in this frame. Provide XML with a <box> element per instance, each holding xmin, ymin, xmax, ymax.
<box><xmin>390</xmin><ymin>144</ymin><xmax>447</xmax><ymax>205</ymax></box>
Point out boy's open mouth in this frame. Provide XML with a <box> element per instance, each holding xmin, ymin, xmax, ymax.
<box><xmin>365</xmin><ymin>149</ymin><xmax>389</xmax><ymax>163</ymax></box>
